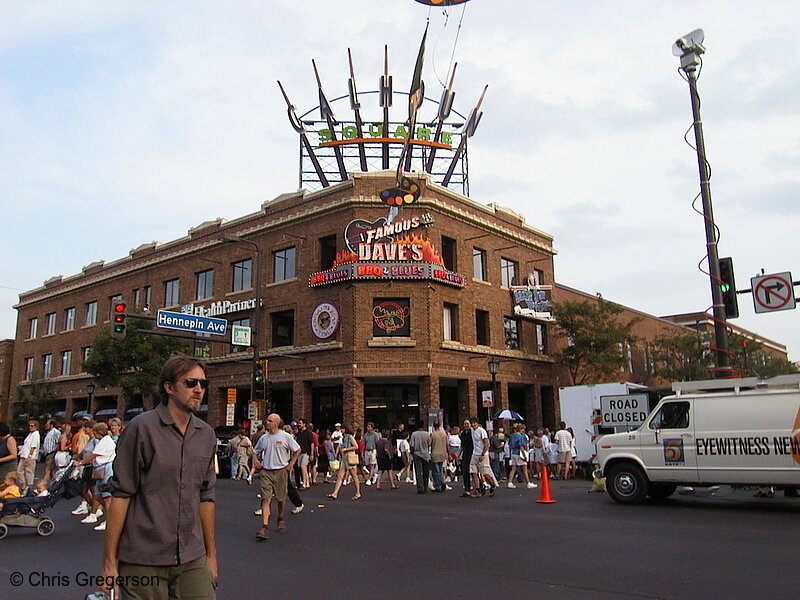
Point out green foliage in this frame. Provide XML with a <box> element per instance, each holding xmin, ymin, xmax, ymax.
<box><xmin>82</xmin><ymin>315</ymin><xmax>191</xmax><ymax>403</ymax></box>
<box><xmin>14</xmin><ymin>370</ymin><xmax>58</xmax><ymax>429</ymax></box>
<box><xmin>728</xmin><ymin>333</ymin><xmax>799</xmax><ymax>378</ymax></box>
<box><xmin>650</xmin><ymin>330</ymin><xmax>798</xmax><ymax>382</ymax></box>
<box><xmin>650</xmin><ymin>330</ymin><xmax>713</xmax><ymax>382</ymax></box>
<box><xmin>551</xmin><ymin>299</ymin><xmax>639</xmax><ymax>386</ymax></box>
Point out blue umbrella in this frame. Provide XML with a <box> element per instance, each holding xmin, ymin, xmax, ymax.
<box><xmin>493</xmin><ymin>409</ymin><xmax>523</xmax><ymax>421</ymax></box>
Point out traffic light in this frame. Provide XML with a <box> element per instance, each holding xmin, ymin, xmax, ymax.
<box><xmin>717</xmin><ymin>257</ymin><xmax>739</xmax><ymax>319</ymax></box>
<box><xmin>110</xmin><ymin>302</ymin><xmax>127</xmax><ymax>338</ymax></box>
<box><xmin>253</xmin><ymin>359</ymin><xmax>268</xmax><ymax>399</ymax></box>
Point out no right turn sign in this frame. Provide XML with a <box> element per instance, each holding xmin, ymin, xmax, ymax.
<box><xmin>751</xmin><ymin>272</ymin><xmax>796</xmax><ymax>313</ymax></box>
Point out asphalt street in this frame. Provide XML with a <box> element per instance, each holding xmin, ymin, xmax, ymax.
<box><xmin>3</xmin><ymin>474</ymin><xmax>800</xmax><ymax>600</ymax></box>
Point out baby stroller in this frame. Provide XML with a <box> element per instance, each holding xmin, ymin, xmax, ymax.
<box><xmin>0</xmin><ymin>463</ymin><xmax>82</xmax><ymax>539</ymax></box>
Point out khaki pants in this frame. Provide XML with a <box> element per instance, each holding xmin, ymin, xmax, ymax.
<box><xmin>16</xmin><ymin>458</ymin><xmax>36</xmax><ymax>488</ymax></box>
<box><xmin>117</xmin><ymin>556</ymin><xmax>215</xmax><ymax>600</ymax></box>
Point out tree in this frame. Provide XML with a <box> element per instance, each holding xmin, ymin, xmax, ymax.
<box><xmin>650</xmin><ymin>330</ymin><xmax>713</xmax><ymax>382</ymax></box>
<box><xmin>650</xmin><ymin>329</ymin><xmax>799</xmax><ymax>382</ymax></box>
<box><xmin>729</xmin><ymin>333</ymin><xmax>799</xmax><ymax>378</ymax></box>
<box><xmin>83</xmin><ymin>315</ymin><xmax>191</xmax><ymax>405</ymax></box>
<box><xmin>13</xmin><ymin>371</ymin><xmax>58</xmax><ymax>430</ymax></box>
<box><xmin>551</xmin><ymin>299</ymin><xmax>639</xmax><ymax>386</ymax></box>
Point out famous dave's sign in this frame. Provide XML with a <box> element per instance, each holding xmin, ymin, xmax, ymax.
<box><xmin>309</xmin><ymin>212</ymin><xmax>466</xmax><ymax>288</ymax></box>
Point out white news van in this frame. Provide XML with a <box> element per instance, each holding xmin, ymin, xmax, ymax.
<box><xmin>596</xmin><ymin>375</ymin><xmax>800</xmax><ymax>504</ymax></box>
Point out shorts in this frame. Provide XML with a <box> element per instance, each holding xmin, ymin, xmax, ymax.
<box><xmin>558</xmin><ymin>451</ymin><xmax>571</xmax><ymax>465</ymax></box>
<box><xmin>259</xmin><ymin>468</ymin><xmax>289</xmax><ymax>502</ymax></box>
<box><xmin>95</xmin><ymin>462</ymin><xmax>114</xmax><ymax>498</ymax></box>
<box><xmin>364</xmin><ymin>449</ymin><xmax>377</xmax><ymax>466</ymax></box>
<box><xmin>469</xmin><ymin>454</ymin><xmax>492</xmax><ymax>475</ymax></box>
<box><xmin>296</xmin><ymin>453</ymin><xmax>309</xmax><ymax>468</ymax></box>
<box><xmin>510</xmin><ymin>455</ymin><xmax>527</xmax><ymax>467</ymax></box>
<box><xmin>118</xmin><ymin>556</ymin><xmax>215</xmax><ymax>600</ymax></box>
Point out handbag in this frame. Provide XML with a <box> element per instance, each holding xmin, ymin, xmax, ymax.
<box><xmin>329</xmin><ymin>459</ymin><xmax>340</xmax><ymax>472</ymax></box>
<box><xmin>520</xmin><ymin>447</ymin><xmax>529</xmax><ymax>461</ymax></box>
<box><xmin>92</xmin><ymin>467</ymin><xmax>105</xmax><ymax>480</ymax></box>
<box><xmin>346</xmin><ymin>452</ymin><xmax>359</xmax><ymax>467</ymax></box>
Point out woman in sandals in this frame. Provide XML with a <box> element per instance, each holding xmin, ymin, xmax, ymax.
<box><xmin>326</xmin><ymin>424</ymin><xmax>362</xmax><ymax>500</ymax></box>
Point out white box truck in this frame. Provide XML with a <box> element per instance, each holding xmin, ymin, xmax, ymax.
<box><xmin>596</xmin><ymin>375</ymin><xmax>800</xmax><ymax>504</ymax></box>
<box><xmin>559</xmin><ymin>382</ymin><xmax>663</xmax><ymax>464</ymax></box>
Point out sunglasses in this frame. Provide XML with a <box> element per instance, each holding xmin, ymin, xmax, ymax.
<box><xmin>179</xmin><ymin>378</ymin><xmax>209</xmax><ymax>390</ymax></box>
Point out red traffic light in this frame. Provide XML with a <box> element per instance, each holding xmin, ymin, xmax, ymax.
<box><xmin>111</xmin><ymin>302</ymin><xmax>127</xmax><ymax>338</ymax></box>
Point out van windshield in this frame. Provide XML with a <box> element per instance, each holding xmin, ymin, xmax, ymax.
<box><xmin>649</xmin><ymin>401</ymin><xmax>690</xmax><ymax>430</ymax></box>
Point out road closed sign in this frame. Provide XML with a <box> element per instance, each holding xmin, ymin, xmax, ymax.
<box><xmin>600</xmin><ymin>394</ymin><xmax>649</xmax><ymax>429</ymax></box>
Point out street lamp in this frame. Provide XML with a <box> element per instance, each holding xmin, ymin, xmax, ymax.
<box><xmin>219</xmin><ymin>233</ymin><xmax>264</xmax><ymax>415</ymax></box>
<box><xmin>488</xmin><ymin>357</ymin><xmax>499</xmax><ymax>421</ymax></box>
<box><xmin>86</xmin><ymin>382</ymin><xmax>95</xmax><ymax>415</ymax></box>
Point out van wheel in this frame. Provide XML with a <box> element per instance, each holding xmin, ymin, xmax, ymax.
<box><xmin>647</xmin><ymin>483</ymin><xmax>677</xmax><ymax>500</ymax></box>
<box><xmin>0</xmin><ymin>523</ymin><xmax>7</xmax><ymax>539</ymax></box>
<box><xmin>606</xmin><ymin>462</ymin><xmax>649</xmax><ymax>504</ymax></box>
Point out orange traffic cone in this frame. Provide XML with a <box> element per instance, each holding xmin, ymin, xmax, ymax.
<box><xmin>536</xmin><ymin>464</ymin><xmax>557</xmax><ymax>504</ymax></box>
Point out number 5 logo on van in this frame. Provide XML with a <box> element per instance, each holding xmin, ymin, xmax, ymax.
<box><xmin>663</xmin><ymin>439</ymin><xmax>685</xmax><ymax>464</ymax></box>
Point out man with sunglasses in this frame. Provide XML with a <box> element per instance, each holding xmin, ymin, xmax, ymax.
<box><xmin>100</xmin><ymin>355</ymin><xmax>218</xmax><ymax>599</ymax></box>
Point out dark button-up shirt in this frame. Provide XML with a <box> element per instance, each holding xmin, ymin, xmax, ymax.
<box><xmin>110</xmin><ymin>402</ymin><xmax>216</xmax><ymax>566</ymax></box>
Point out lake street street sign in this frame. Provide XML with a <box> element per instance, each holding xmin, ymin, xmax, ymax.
<box><xmin>751</xmin><ymin>272</ymin><xmax>796</xmax><ymax>314</ymax></box>
<box><xmin>157</xmin><ymin>309</ymin><xmax>228</xmax><ymax>335</ymax></box>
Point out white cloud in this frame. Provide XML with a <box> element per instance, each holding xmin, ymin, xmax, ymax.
<box><xmin>1</xmin><ymin>0</ymin><xmax>798</xmax><ymax>360</ymax></box>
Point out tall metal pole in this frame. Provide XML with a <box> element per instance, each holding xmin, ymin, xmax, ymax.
<box><xmin>676</xmin><ymin>32</ymin><xmax>731</xmax><ymax>376</ymax></box>
<box><xmin>220</xmin><ymin>235</ymin><xmax>264</xmax><ymax>414</ymax></box>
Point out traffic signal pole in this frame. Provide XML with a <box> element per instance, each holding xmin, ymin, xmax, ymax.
<box><xmin>675</xmin><ymin>32</ymin><xmax>732</xmax><ymax>377</ymax></box>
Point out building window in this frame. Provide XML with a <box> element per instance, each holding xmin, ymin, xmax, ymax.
<box><xmin>320</xmin><ymin>235</ymin><xmax>337</xmax><ymax>271</ymax></box>
<box><xmin>82</xmin><ymin>347</ymin><xmax>91</xmax><ymax>363</ymax></box>
<box><xmin>501</xmin><ymin>257</ymin><xmax>518</xmax><ymax>288</ymax></box>
<box><xmin>443</xmin><ymin>303</ymin><xmax>459</xmax><ymax>341</ymax></box>
<box><xmin>273</xmin><ymin>247</ymin><xmax>296</xmax><ymax>282</ymax></box>
<box><xmin>109</xmin><ymin>294</ymin><xmax>123</xmax><ymax>320</ymax></box>
<box><xmin>42</xmin><ymin>354</ymin><xmax>53</xmax><ymax>378</ymax></box>
<box><xmin>232</xmin><ymin>259</ymin><xmax>252</xmax><ymax>292</ymax></box>
<box><xmin>529</xmin><ymin>268</ymin><xmax>545</xmax><ymax>286</ymax></box>
<box><xmin>24</xmin><ymin>357</ymin><xmax>34</xmax><ymax>380</ymax></box>
<box><xmin>536</xmin><ymin>323</ymin><xmax>547</xmax><ymax>355</ymax></box>
<box><xmin>64</xmin><ymin>307</ymin><xmax>75</xmax><ymax>331</ymax></box>
<box><xmin>504</xmin><ymin>317</ymin><xmax>520</xmax><ymax>350</ymax></box>
<box><xmin>473</xmin><ymin>248</ymin><xmax>487</xmax><ymax>281</ymax></box>
<box><xmin>133</xmin><ymin>288</ymin><xmax>141</xmax><ymax>308</ymax></box>
<box><xmin>85</xmin><ymin>301</ymin><xmax>98</xmax><ymax>326</ymax></box>
<box><xmin>442</xmin><ymin>236</ymin><xmax>457</xmax><ymax>271</ymax></box>
<box><xmin>271</xmin><ymin>310</ymin><xmax>295</xmax><ymax>347</ymax></box>
<box><xmin>196</xmin><ymin>269</ymin><xmax>214</xmax><ymax>300</ymax></box>
<box><xmin>230</xmin><ymin>318</ymin><xmax>250</xmax><ymax>353</ymax></box>
<box><xmin>27</xmin><ymin>317</ymin><xmax>38</xmax><ymax>339</ymax></box>
<box><xmin>143</xmin><ymin>285</ymin><xmax>152</xmax><ymax>310</ymax></box>
<box><xmin>475</xmin><ymin>309</ymin><xmax>490</xmax><ymax>346</ymax></box>
<box><xmin>164</xmin><ymin>279</ymin><xmax>180</xmax><ymax>307</ymax></box>
<box><xmin>45</xmin><ymin>313</ymin><xmax>56</xmax><ymax>336</ymax></box>
<box><xmin>61</xmin><ymin>350</ymin><xmax>72</xmax><ymax>376</ymax></box>
<box><xmin>373</xmin><ymin>298</ymin><xmax>411</xmax><ymax>337</ymax></box>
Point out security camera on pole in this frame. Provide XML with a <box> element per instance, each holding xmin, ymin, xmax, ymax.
<box><xmin>673</xmin><ymin>29</ymin><xmax>733</xmax><ymax>378</ymax></box>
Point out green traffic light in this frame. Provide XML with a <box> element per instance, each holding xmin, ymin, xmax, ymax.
<box><xmin>720</xmin><ymin>283</ymin><xmax>730</xmax><ymax>293</ymax></box>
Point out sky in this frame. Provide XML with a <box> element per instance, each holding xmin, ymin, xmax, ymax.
<box><xmin>1</xmin><ymin>0</ymin><xmax>798</xmax><ymax>362</ymax></box>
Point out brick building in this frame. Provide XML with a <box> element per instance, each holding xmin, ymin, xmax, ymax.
<box><xmin>11</xmin><ymin>172</ymin><xmax>564</xmax><ymax>431</ymax></box>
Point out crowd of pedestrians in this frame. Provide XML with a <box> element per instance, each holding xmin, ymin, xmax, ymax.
<box><xmin>0</xmin><ymin>351</ymin><xmax>585</xmax><ymax>600</ymax></box>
